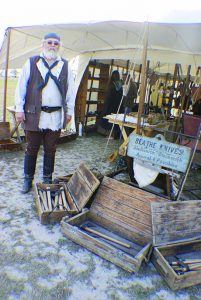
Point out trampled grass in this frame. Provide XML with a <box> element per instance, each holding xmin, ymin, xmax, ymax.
<box><xmin>0</xmin><ymin>77</ymin><xmax>18</xmax><ymax>122</ymax></box>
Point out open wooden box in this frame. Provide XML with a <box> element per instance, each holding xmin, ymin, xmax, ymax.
<box><xmin>0</xmin><ymin>122</ymin><xmax>22</xmax><ymax>151</ymax></box>
<box><xmin>151</xmin><ymin>200</ymin><xmax>201</xmax><ymax>290</ymax></box>
<box><xmin>35</xmin><ymin>163</ymin><xmax>100</xmax><ymax>224</ymax></box>
<box><xmin>61</xmin><ymin>176</ymin><xmax>167</xmax><ymax>273</ymax></box>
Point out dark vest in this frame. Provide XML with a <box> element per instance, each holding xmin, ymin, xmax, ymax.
<box><xmin>22</xmin><ymin>55</ymin><xmax>68</xmax><ymax>131</ymax></box>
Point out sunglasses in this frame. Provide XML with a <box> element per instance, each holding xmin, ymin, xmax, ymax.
<box><xmin>46</xmin><ymin>40</ymin><xmax>60</xmax><ymax>46</ymax></box>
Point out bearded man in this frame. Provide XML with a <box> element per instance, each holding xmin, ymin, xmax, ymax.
<box><xmin>15</xmin><ymin>32</ymin><xmax>76</xmax><ymax>193</ymax></box>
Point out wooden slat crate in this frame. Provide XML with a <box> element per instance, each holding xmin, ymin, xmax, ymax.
<box><xmin>35</xmin><ymin>183</ymin><xmax>73</xmax><ymax>224</ymax></box>
<box><xmin>61</xmin><ymin>176</ymin><xmax>167</xmax><ymax>273</ymax></box>
<box><xmin>151</xmin><ymin>200</ymin><xmax>201</xmax><ymax>290</ymax></box>
<box><xmin>35</xmin><ymin>163</ymin><xmax>100</xmax><ymax>224</ymax></box>
<box><xmin>0</xmin><ymin>122</ymin><xmax>22</xmax><ymax>151</ymax></box>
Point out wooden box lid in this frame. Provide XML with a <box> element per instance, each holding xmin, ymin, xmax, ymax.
<box><xmin>90</xmin><ymin>176</ymin><xmax>166</xmax><ymax>245</ymax></box>
<box><xmin>66</xmin><ymin>162</ymin><xmax>100</xmax><ymax>211</ymax></box>
<box><xmin>151</xmin><ymin>200</ymin><xmax>201</xmax><ymax>246</ymax></box>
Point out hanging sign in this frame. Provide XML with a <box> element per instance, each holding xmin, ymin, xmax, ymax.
<box><xmin>127</xmin><ymin>134</ymin><xmax>191</xmax><ymax>172</ymax></box>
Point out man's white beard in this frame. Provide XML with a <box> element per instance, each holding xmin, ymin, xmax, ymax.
<box><xmin>43</xmin><ymin>49</ymin><xmax>57</xmax><ymax>60</ymax></box>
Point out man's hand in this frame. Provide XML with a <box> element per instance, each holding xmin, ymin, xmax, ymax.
<box><xmin>66</xmin><ymin>114</ymin><xmax>72</xmax><ymax>124</ymax></box>
<box><xmin>15</xmin><ymin>112</ymin><xmax>25</xmax><ymax>123</ymax></box>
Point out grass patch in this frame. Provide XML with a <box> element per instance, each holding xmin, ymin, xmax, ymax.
<box><xmin>0</xmin><ymin>77</ymin><xmax>18</xmax><ymax>122</ymax></box>
<box><xmin>57</xmin><ymin>238</ymin><xmax>69</xmax><ymax>246</ymax></box>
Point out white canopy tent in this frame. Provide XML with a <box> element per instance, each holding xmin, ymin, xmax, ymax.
<box><xmin>0</xmin><ymin>20</ymin><xmax>201</xmax><ymax>121</ymax></box>
<box><xmin>1</xmin><ymin>21</ymin><xmax>201</xmax><ymax>72</ymax></box>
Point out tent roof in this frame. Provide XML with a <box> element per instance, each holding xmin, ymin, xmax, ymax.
<box><xmin>0</xmin><ymin>20</ymin><xmax>201</xmax><ymax>74</ymax></box>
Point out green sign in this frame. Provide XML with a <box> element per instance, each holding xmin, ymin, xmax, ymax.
<box><xmin>127</xmin><ymin>134</ymin><xmax>191</xmax><ymax>172</ymax></box>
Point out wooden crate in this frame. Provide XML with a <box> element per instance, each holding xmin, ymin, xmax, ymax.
<box><xmin>35</xmin><ymin>183</ymin><xmax>71</xmax><ymax>224</ymax></box>
<box><xmin>151</xmin><ymin>200</ymin><xmax>201</xmax><ymax>290</ymax></box>
<box><xmin>0</xmin><ymin>138</ymin><xmax>22</xmax><ymax>151</ymax></box>
<box><xmin>35</xmin><ymin>163</ymin><xmax>100</xmax><ymax>224</ymax></box>
<box><xmin>0</xmin><ymin>122</ymin><xmax>22</xmax><ymax>151</ymax></box>
<box><xmin>61</xmin><ymin>176</ymin><xmax>167</xmax><ymax>273</ymax></box>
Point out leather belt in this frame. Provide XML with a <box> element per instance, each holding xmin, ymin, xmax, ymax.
<box><xmin>41</xmin><ymin>106</ymin><xmax>62</xmax><ymax>113</ymax></box>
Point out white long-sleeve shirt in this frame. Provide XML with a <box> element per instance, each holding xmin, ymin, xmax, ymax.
<box><xmin>15</xmin><ymin>53</ymin><xmax>76</xmax><ymax>130</ymax></box>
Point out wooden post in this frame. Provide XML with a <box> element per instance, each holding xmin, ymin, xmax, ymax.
<box><xmin>3</xmin><ymin>27</ymin><xmax>11</xmax><ymax>122</ymax></box>
<box><xmin>136</xmin><ymin>23</ymin><xmax>148</xmax><ymax>134</ymax></box>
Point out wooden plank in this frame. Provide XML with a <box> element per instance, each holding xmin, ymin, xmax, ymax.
<box><xmin>92</xmin><ymin>205</ymin><xmax>152</xmax><ymax>235</ymax></box>
<box><xmin>152</xmin><ymin>200</ymin><xmax>201</xmax><ymax>212</ymax></box>
<box><xmin>152</xmin><ymin>200</ymin><xmax>201</xmax><ymax>246</ymax></box>
<box><xmin>93</xmin><ymin>192</ymin><xmax>152</xmax><ymax>227</ymax></box>
<box><xmin>99</xmin><ymin>176</ymin><xmax>165</xmax><ymax>203</ymax></box>
<box><xmin>67</xmin><ymin>163</ymin><xmax>100</xmax><ymax>211</ymax></box>
<box><xmin>93</xmin><ymin>184</ymin><xmax>152</xmax><ymax>213</ymax></box>
<box><xmin>90</xmin><ymin>210</ymin><xmax>151</xmax><ymax>245</ymax></box>
<box><xmin>77</xmin><ymin>162</ymin><xmax>100</xmax><ymax>192</ymax></box>
<box><xmin>67</xmin><ymin>171</ymin><xmax>93</xmax><ymax>211</ymax></box>
<box><xmin>127</xmin><ymin>133</ymin><xmax>191</xmax><ymax>172</ymax></box>
<box><xmin>90</xmin><ymin>177</ymin><xmax>167</xmax><ymax>230</ymax></box>
<box><xmin>95</xmin><ymin>184</ymin><xmax>152</xmax><ymax>211</ymax></box>
<box><xmin>153</xmin><ymin>211</ymin><xmax>201</xmax><ymax>225</ymax></box>
<box><xmin>62</xmin><ymin>209</ymin><xmax>90</xmax><ymax>226</ymax></box>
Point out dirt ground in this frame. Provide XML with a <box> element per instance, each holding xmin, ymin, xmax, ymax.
<box><xmin>1</xmin><ymin>132</ymin><xmax>201</xmax><ymax>300</ymax></box>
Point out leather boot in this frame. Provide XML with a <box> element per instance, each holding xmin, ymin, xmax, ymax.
<box><xmin>43</xmin><ymin>154</ymin><xmax>55</xmax><ymax>184</ymax></box>
<box><xmin>22</xmin><ymin>175</ymin><xmax>33</xmax><ymax>194</ymax></box>
<box><xmin>21</xmin><ymin>154</ymin><xmax>37</xmax><ymax>194</ymax></box>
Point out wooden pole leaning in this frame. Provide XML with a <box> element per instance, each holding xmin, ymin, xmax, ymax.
<box><xmin>3</xmin><ymin>28</ymin><xmax>11</xmax><ymax>122</ymax></box>
<box><xmin>136</xmin><ymin>22</ymin><xmax>148</xmax><ymax>135</ymax></box>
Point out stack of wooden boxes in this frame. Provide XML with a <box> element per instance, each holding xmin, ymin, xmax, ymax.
<box><xmin>35</xmin><ymin>162</ymin><xmax>201</xmax><ymax>290</ymax></box>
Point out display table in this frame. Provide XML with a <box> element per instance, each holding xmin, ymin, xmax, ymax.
<box><xmin>104</xmin><ymin>113</ymin><xmax>169</xmax><ymax>155</ymax></box>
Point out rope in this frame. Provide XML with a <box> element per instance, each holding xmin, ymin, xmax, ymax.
<box><xmin>97</xmin><ymin>23</ymin><xmax>148</xmax><ymax>175</ymax></box>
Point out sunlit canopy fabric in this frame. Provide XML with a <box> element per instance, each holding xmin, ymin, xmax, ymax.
<box><xmin>0</xmin><ymin>21</ymin><xmax>201</xmax><ymax>76</ymax></box>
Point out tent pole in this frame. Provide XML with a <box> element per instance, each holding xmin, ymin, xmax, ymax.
<box><xmin>136</xmin><ymin>23</ymin><xmax>148</xmax><ymax>134</ymax></box>
<box><xmin>3</xmin><ymin>27</ymin><xmax>11</xmax><ymax>122</ymax></box>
